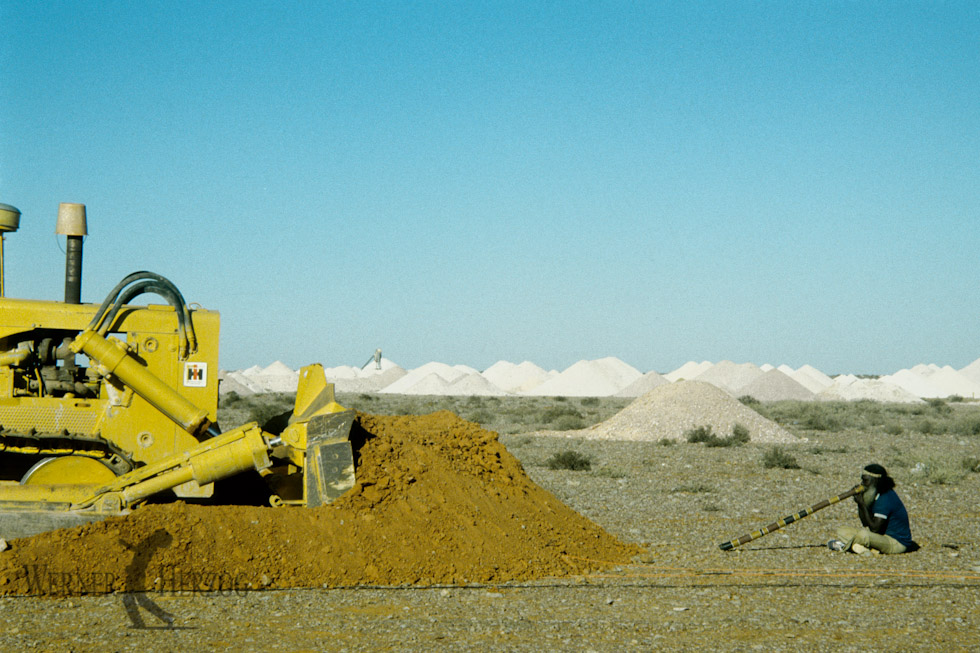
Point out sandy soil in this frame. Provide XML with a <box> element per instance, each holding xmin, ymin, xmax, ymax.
<box><xmin>1</xmin><ymin>422</ymin><xmax>978</xmax><ymax>651</ymax></box>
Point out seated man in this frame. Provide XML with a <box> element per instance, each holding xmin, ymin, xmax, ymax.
<box><xmin>829</xmin><ymin>463</ymin><xmax>917</xmax><ymax>554</ymax></box>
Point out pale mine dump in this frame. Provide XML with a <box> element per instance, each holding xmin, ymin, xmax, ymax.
<box><xmin>547</xmin><ymin>380</ymin><xmax>799</xmax><ymax>444</ymax></box>
<box><xmin>223</xmin><ymin>356</ymin><xmax>980</xmax><ymax>402</ymax></box>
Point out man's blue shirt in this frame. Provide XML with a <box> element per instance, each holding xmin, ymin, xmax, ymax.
<box><xmin>872</xmin><ymin>489</ymin><xmax>914</xmax><ymax>547</ymax></box>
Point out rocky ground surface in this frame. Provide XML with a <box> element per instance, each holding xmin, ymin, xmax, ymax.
<box><xmin>1</xmin><ymin>425</ymin><xmax>978</xmax><ymax>651</ymax></box>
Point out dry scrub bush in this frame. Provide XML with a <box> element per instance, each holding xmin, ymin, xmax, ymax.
<box><xmin>685</xmin><ymin>424</ymin><xmax>750</xmax><ymax>447</ymax></box>
<box><xmin>545</xmin><ymin>450</ymin><xmax>592</xmax><ymax>471</ymax></box>
<box><xmin>924</xmin><ymin>461</ymin><xmax>965</xmax><ymax>485</ymax></box>
<box><xmin>952</xmin><ymin>414</ymin><xmax>980</xmax><ymax>436</ymax></box>
<box><xmin>962</xmin><ymin>456</ymin><xmax>980</xmax><ymax>473</ymax></box>
<box><xmin>762</xmin><ymin>446</ymin><xmax>800</xmax><ymax>469</ymax></box>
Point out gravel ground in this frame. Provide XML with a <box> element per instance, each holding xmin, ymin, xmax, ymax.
<box><xmin>2</xmin><ymin>427</ymin><xmax>978</xmax><ymax>651</ymax></box>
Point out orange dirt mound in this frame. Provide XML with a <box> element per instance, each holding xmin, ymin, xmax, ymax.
<box><xmin>0</xmin><ymin>411</ymin><xmax>640</xmax><ymax>596</ymax></box>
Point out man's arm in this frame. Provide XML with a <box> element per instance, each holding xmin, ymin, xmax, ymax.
<box><xmin>855</xmin><ymin>497</ymin><xmax>887</xmax><ymax>533</ymax></box>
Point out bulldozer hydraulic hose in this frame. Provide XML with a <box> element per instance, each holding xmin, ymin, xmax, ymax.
<box><xmin>70</xmin><ymin>329</ymin><xmax>210</xmax><ymax>435</ymax></box>
<box><xmin>718</xmin><ymin>485</ymin><xmax>864</xmax><ymax>551</ymax></box>
<box><xmin>101</xmin><ymin>279</ymin><xmax>191</xmax><ymax>357</ymax></box>
<box><xmin>87</xmin><ymin>271</ymin><xmax>197</xmax><ymax>358</ymax></box>
<box><xmin>88</xmin><ymin>271</ymin><xmax>157</xmax><ymax>331</ymax></box>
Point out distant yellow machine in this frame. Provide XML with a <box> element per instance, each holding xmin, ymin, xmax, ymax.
<box><xmin>0</xmin><ymin>202</ymin><xmax>355</xmax><ymax>537</ymax></box>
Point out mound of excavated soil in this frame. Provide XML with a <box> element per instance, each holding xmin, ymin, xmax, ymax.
<box><xmin>0</xmin><ymin>411</ymin><xmax>639</xmax><ymax>597</ymax></box>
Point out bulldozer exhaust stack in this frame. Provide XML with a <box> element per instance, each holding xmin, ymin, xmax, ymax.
<box><xmin>56</xmin><ymin>203</ymin><xmax>88</xmax><ymax>304</ymax></box>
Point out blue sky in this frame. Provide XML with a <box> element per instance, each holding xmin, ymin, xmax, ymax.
<box><xmin>1</xmin><ymin>2</ymin><xmax>978</xmax><ymax>374</ymax></box>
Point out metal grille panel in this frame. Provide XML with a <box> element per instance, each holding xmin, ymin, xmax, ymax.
<box><xmin>0</xmin><ymin>405</ymin><xmax>102</xmax><ymax>435</ymax></box>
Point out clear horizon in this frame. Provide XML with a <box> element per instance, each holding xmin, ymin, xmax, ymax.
<box><xmin>2</xmin><ymin>3</ymin><xmax>978</xmax><ymax>375</ymax></box>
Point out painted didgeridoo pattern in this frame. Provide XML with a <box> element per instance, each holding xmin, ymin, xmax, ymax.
<box><xmin>718</xmin><ymin>485</ymin><xmax>865</xmax><ymax>551</ymax></box>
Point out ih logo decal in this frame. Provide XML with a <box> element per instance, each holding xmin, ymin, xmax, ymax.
<box><xmin>184</xmin><ymin>362</ymin><xmax>207</xmax><ymax>387</ymax></box>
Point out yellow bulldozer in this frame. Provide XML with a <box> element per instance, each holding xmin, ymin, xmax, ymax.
<box><xmin>0</xmin><ymin>202</ymin><xmax>356</xmax><ymax>538</ymax></box>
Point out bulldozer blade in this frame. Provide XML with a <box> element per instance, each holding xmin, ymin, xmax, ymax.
<box><xmin>303</xmin><ymin>409</ymin><xmax>356</xmax><ymax>507</ymax></box>
<box><xmin>292</xmin><ymin>364</ymin><xmax>345</xmax><ymax>424</ymax></box>
<box><xmin>0</xmin><ymin>509</ymin><xmax>126</xmax><ymax>540</ymax></box>
<box><xmin>0</xmin><ymin>483</ymin><xmax>127</xmax><ymax>539</ymax></box>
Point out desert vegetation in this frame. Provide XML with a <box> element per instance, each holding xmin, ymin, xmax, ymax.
<box><xmin>218</xmin><ymin>390</ymin><xmax>633</xmax><ymax>434</ymax></box>
<box><xmin>742</xmin><ymin>396</ymin><xmax>980</xmax><ymax>437</ymax></box>
<box><xmin>218</xmin><ymin>392</ymin><xmax>980</xmax><ymax>488</ymax></box>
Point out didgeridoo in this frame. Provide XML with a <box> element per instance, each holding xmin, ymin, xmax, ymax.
<box><xmin>718</xmin><ymin>484</ymin><xmax>865</xmax><ymax>551</ymax></box>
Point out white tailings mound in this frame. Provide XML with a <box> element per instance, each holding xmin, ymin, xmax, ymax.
<box><xmin>863</xmin><ymin>365</ymin><xmax>980</xmax><ymax>400</ymax></box>
<box><xmin>791</xmin><ymin>365</ymin><xmax>835</xmax><ymax>393</ymax></box>
<box><xmin>881</xmin><ymin>369</ymin><xmax>944</xmax><ymax>398</ymax></box>
<box><xmin>223</xmin><ymin>360</ymin><xmax>299</xmax><ymax>393</ymax></box>
<box><xmin>665</xmin><ymin>361</ymin><xmax>712</xmax><ymax>382</ymax></box>
<box><xmin>911</xmin><ymin>365</ymin><xmax>980</xmax><ymax>398</ymax></box>
<box><xmin>387</xmin><ymin>371</ymin><xmax>506</xmax><ymax>396</ymax></box>
<box><xmin>322</xmin><ymin>365</ymin><xmax>361</xmax><ymax>380</ymax></box>
<box><xmin>525</xmin><ymin>357</ymin><xmax>642</xmax><ymax>397</ymax></box>
<box><xmin>332</xmin><ymin>366</ymin><xmax>407</xmax><ymax>393</ymax></box>
<box><xmin>694</xmin><ymin>361</ymin><xmax>765</xmax><ymax>395</ymax></box>
<box><xmin>738</xmin><ymin>369</ymin><xmax>816</xmax><ymax>402</ymax></box>
<box><xmin>818</xmin><ymin>378</ymin><xmax>923</xmax><ymax>403</ymax></box>
<box><xmin>832</xmin><ymin>374</ymin><xmax>858</xmax><ymax>387</ymax></box>
<box><xmin>220</xmin><ymin>356</ymin><xmax>980</xmax><ymax>401</ymax></box>
<box><xmin>568</xmin><ymin>381</ymin><xmax>798</xmax><ymax>443</ymax></box>
<box><xmin>615</xmin><ymin>371</ymin><xmax>670</xmax><ymax>397</ymax></box>
<box><xmin>217</xmin><ymin>372</ymin><xmax>256</xmax><ymax>396</ymax></box>
<box><xmin>481</xmin><ymin>361</ymin><xmax>555</xmax><ymax>394</ymax></box>
<box><xmin>959</xmin><ymin>357</ymin><xmax>980</xmax><ymax>385</ymax></box>
<box><xmin>220</xmin><ymin>359</ymin><xmax>410</xmax><ymax>395</ymax></box>
<box><xmin>330</xmin><ymin>357</ymin><xmax>408</xmax><ymax>392</ymax></box>
<box><xmin>380</xmin><ymin>362</ymin><xmax>482</xmax><ymax>394</ymax></box>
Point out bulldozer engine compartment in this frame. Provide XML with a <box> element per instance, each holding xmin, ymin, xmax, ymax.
<box><xmin>0</xmin><ymin>203</ymin><xmax>357</xmax><ymax>533</ymax></box>
<box><xmin>0</xmin><ymin>288</ymin><xmax>227</xmax><ymax>513</ymax></box>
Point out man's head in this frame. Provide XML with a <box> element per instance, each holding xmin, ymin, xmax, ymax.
<box><xmin>862</xmin><ymin>463</ymin><xmax>894</xmax><ymax>492</ymax></box>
